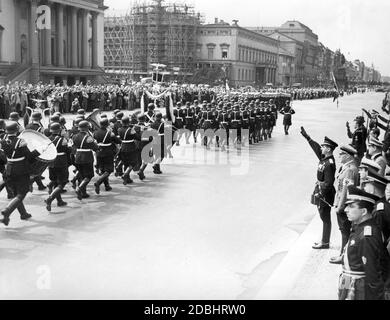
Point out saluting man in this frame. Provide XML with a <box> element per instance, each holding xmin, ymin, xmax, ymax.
<box><xmin>301</xmin><ymin>126</ymin><xmax>338</xmax><ymax>249</ymax></box>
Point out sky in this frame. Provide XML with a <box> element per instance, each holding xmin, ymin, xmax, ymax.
<box><xmin>104</xmin><ymin>0</ymin><xmax>390</xmax><ymax>76</ymax></box>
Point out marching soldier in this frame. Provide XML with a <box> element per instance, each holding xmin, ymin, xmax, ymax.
<box><xmin>329</xmin><ymin>145</ymin><xmax>359</xmax><ymax>264</ymax></box>
<box><xmin>9</xmin><ymin>112</ymin><xmax>24</xmax><ymax>134</ymax></box>
<box><xmin>0</xmin><ymin>122</ymin><xmax>41</xmax><ymax>226</ymax></box>
<box><xmin>338</xmin><ymin>185</ymin><xmax>385</xmax><ymax>300</ymax></box>
<box><xmin>173</xmin><ymin>102</ymin><xmax>185</xmax><ymax>146</ymax></box>
<box><xmin>93</xmin><ymin>118</ymin><xmax>121</xmax><ymax>193</ymax></box>
<box><xmin>72</xmin><ymin>120</ymin><xmax>98</xmax><ymax>200</ymax></box>
<box><xmin>183</xmin><ymin>101</ymin><xmax>196</xmax><ymax>144</ymax></box>
<box><xmin>25</xmin><ymin>112</ymin><xmax>44</xmax><ymax>133</ymax></box>
<box><xmin>44</xmin><ymin>123</ymin><xmax>70</xmax><ymax>212</ymax></box>
<box><xmin>135</xmin><ymin>114</ymin><xmax>151</xmax><ymax>181</ymax></box>
<box><xmin>230</xmin><ymin>104</ymin><xmax>242</xmax><ymax>145</ymax></box>
<box><xmin>150</xmin><ymin>112</ymin><xmax>165</xmax><ymax>174</ymax></box>
<box><xmin>145</xmin><ymin>103</ymin><xmax>156</xmax><ymax>125</ymax></box>
<box><xmin>117</xmin><ymin>116</ymin><xmax>140</xmax><ymax>184</ymax></box>
<box><xmin>301</xmin><ymin>127</ymin><xmax>337</xmax><ymax>249</ymax></box>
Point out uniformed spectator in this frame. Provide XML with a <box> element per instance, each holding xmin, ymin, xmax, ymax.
<box><xmin>301</xmin><ymin>127</ymin><xmax>337</xmax><ymax>249</ymax></box>
<box><xmin>338</xmin><ymin>186</ymin><xmax>385</xmax><ymax>300</ymax></box>
<box><xmin>330</xmin><ymin>145</ymin><xmax>359</xmax><ymax>264</ymax></box>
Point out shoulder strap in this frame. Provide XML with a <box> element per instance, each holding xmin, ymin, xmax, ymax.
<box><xmin>124</xmin><ymin>128</ymin><xmax>131</xmax><ymax>141</ymax></box>
<box><xmin>54</xmin><ymin>136</ymin><xmax>62</xmax><ymax>149</ymax></box>
<box><xmin>11</xmin><ymin>138</ymin><xmax>21</xmax><ymax>159</ymax></box>
<box><xmin>80</xmin><ymin>133</ymin><xmax>88</xmax><ymax>149</ymax></box>
<box><xmin>102</xmin><ymin>130</ymin><xmax>110</xmax><ymax>144</ymax></box>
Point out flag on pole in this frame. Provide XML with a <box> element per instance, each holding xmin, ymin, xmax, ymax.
<box><xmin>331</xmin><ymin>71</ymin><xmax>340</xmax><ymax>107</ymax></box>
<box><xmin>140</xmin><ymin>93</ymin><xmax>145</xmax><ymax>116</ymax></box>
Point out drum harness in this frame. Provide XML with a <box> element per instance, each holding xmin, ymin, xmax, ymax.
<box><xmin>121</xmin><ymin>128</ymin><xmax>135</xmax><ymax>144</ymax></box>
<box><xmin>7</xmin><ymin>137</ymin><xmax>25</xmax><ymax>163</ymax></box>
<box><xmin>53</xmin><ymin>136</ymin><xmax>66</xmax><ymax>156</ymax></box>
<box><xmin>98</xmin><ymin>130</ymin><xmax>112</xmax><ymax>148</ymax></box>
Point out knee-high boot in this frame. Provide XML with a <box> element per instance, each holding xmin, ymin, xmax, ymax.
<box><xmin>94</xmin><ymin>172</ymin><xmax>110</xmax><ymax>194</ymax></box>
<box><xmin>76</xmin><ymin>178</ymin><xmax>91</xmax><ymax>200</ymax></box>
<box><xmin>45</xmin><ymin>185</ymin><xmax>65</xmax><ymax>211</ymax></box>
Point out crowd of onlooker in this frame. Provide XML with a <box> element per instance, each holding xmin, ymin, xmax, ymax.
<box><xmin>0</xmin><ymin>81</ymin><xmax>374</xmax><ymax>119</ymax></box>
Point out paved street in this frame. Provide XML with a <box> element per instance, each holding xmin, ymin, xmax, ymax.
<box><xmin>0</xmin><ymin>92</ymin><xmax>385</xmax><ymax>299</ymax></box>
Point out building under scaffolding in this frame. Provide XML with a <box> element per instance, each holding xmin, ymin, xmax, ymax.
<box><xmin>104</xmin><ymin>0</ymin><xmax>203</xmax><ymax>81</ymax></box>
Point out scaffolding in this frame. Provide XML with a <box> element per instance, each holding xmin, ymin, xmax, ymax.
<box><xmin>104</xmin><ymin>0</ymin><xmax>203</xmax><ymax>81</ymax></box>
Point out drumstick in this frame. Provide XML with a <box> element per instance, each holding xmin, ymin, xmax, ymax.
<box><xmin>40</xmin><ymin>140</ymin><xmax>55</xmax><ymax>154</ymax></box>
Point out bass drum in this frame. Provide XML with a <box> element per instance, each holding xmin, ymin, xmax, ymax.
<box><xmin>19</xmin><ymin>129</ymin><xmax>57</xmax><ymax>178</ymax></box>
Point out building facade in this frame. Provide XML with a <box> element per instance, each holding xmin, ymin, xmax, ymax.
<box><xmin>196</xmin><ymin>20</ymin><xmax>278</xmax><ymax>87</ymax></box>
<box><xmin>249</xmin><ymin>20</ymin><xmax>321</xmax><ymax>86</ymax></box>
<box><xmin>0</xmin><ymin>0</ymin><xmax>106</xmax><ymax>85</ymax></box>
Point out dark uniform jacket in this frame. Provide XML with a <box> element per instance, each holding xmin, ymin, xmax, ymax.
<box><xmin>342</xmin><ymin>218</ymin><xmax>385</xmax><ymax>300</ymax></box>
<box><xmin>25</xmin><ymin>121</ymin><xmax>44</xmax><ymax>133</ymax></box>
<box><xmin>307</xmin><ymin>138</ymin><xmax>336</xmax><ymax>204</ymax></box>
<box><xmin>118</xmin><ymin>126</ymin><xmax>139</xmax><ymax>153</ymax></box>
<box><xmin>48</xmin><ymin>134</ymin><xmax>70</xmax><ymax>168</ymax></box>
<box><xmin>94</xmin><ymin>128</ymin><xmax>121</xmax><ymax>157</ymax></box>
<box><xmin>72</xmin><ymin>132</ymin><xmax>98</xmax><ymax>164</ymax></box>
<box><xmin>347</xmin><ymin>126</ymin><xmax>367</xmax><ymax>158</ymax></box>
<box><xmin>0</xmin><ymin>135</ymin><xmax>40</xmax><ymax>177</ymax></box>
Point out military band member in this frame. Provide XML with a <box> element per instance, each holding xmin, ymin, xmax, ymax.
<box><xmin>338</xmin><ymin>186</ymin><xmax>385</xmax><ymax>300</ymax></box>
<box><xmin>150</xmin><ymin>113</ymin><xmax>165</xmax><ymax>174</ymax></box>
<box><xmin>173</xmin><ymin>102</ymin><xmax>185</xmax><ymax>146</ymax></box>
<box><xmin>25</xmin><ymin>112</ymin><xmax>44</xmax><ymax>133</ymax></box>
<box><xmin>72</xmin><ymin>120</ymin><xmax>98</xmax><ymax>200</ymax></box>
<box><xmin>330</xmin><ymin>145</ymin><xmax>359</xmax><ymax>264</ymax></box>
<box><xmin>117</xmin><ymin>116</ymin><xmax>140</xmax><ymax>185</ymax></box>
<box><xmin>93</xmin><ymin>118</ymin><xmax>121</xmax><ymax>192</ymax></box>
<box><xmin>44</xmin><ymin>123</ymin><xmax>70</xmax><ymax>212</ymax></box>
<box><xmin>0</xmin><ymin>122</ymin><xmax>41</xmax><ymax>226</ymax></box>
<box><xmin>145</xmin><ymin>103</ymin><xmax>156</xmax><ymax>125</ymax></box>
<box><xmin>183</xmin><ymin>101</ymin><xmax>196</xmax><ymax>144</ymax></box>
<box><xmin>301</xmin><ymin>127</ymin><xmax>337</xmax><ymax>249</ymax></box>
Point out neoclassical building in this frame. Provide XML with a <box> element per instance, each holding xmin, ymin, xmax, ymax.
<box><xmin>196</xmin><ymin>19</ymin><xmax>279</xmax><ymax>87</ymax></box>
<box><xmin>0</xmin><ymin>0</ymin><xmax>106</xmax><ymax>85</ymax></box>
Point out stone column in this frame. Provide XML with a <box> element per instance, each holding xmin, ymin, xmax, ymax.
<box><xmin>91</xmin><ymin>12</ymin><xmax>98</xmax><ymax>69</ymax></box>
<box><xmin>71</xmin><ymin>6</ymin><xmax>78</xmax><ymax>68</ymax></box>
<box><xmin>44</xmin><ymin>1</ymin><xmax>52</xmax><ymax>66</ymax></box>
<box><xmin>265</xmin><ymin>68</ymin><xmax>269</xmax><ymax>83</ymax></box>
<box><xmin>56</xmin><ymin>3</ymin><xmax>64</xmax><ymax>67</ymax></box>
<box><xmin>30</xmin><ymin>0</ymin><xmax>39</xmax><ymax>65</ymax></box>
<box><xmin>82</xmin><ymin>9</ymin><xmax>89</xmax><ymax>68</ymax></box>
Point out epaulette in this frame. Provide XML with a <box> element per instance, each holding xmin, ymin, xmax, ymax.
<box><xmin>328</xmin><ymin>159</ymin><xmax>334</xmax><ymax>164</ymax></box>
<box><xmin>376</xmin><ymin>202</ymin><xmax>384</xmax><ymax>211</ymax></box>
<box><xmin>364</xmin><ymin>226</ymin><xmax>372</xmax><ymax>236</ymax></box>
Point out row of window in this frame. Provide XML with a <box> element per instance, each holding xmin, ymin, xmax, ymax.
<box><xmin>199</xmin><ymin>29</ymin><xmax>231</xmax><ymax>36</ymax></box>
<box><xmin>239</xmin><ymin>47</ymin><xmax>276</xmax><ymax>64</ymax></box>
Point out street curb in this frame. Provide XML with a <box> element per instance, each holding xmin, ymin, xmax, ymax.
<box><xmin>255</xmin><ymin>212</ymin><xmax>322</xmax><ymax>299</ymax></box>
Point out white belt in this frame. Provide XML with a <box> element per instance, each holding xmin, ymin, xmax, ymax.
<box><xmin>158</xmin><ymin>134</ymin><xmax>164</xmax><ymax>136</ymax></box>
<box><xmin>122</xmin><ymin>140</ymin><xmax>134</xmax><ymax>143</ymax></box>
<box><xmin>57</xmin><ymin>152</ymin><xmax>66</xmax><ymax>156</ymax></box>
<box><xmin>7</xmin><ymin>157</ymin><xmax>25</xmax><ymax>162</ymax></box>
<box><xmin>77</xmin><ymin>149</ymin><xmax>92</xmax><ymax>152</ymax></box>
<box><xmin>98</xmin><ymin>143</ymin><xmax>112</xmax><ymax>147</ymax></box>
<box><xmin>342</xmin><ymin>269</ymin><xmax>365</xmax><ymax>279</ymax></box>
